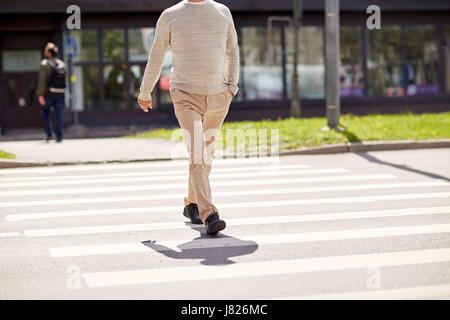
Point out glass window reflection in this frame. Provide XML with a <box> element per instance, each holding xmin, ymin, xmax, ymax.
<box><xmin>130</xmin><ymin>65</ymin><xmax>158</xmax><ymax>109</ymax></box>
<box><xmin>404</xmin><ymin>25</ymin><xmax>440</xmax><ymax>96</ymax></box>
<box><xmin>285</xmin><ymin>26</ymin><xmax>325</xmax><ymax>99</ymax></box>
<box><xmin>128</xmin><ymin>28</ymin><xmax>155</xmax><ymax>62</ymax></box>
<box><xmin>70</xmin><ymin>30</ymin><xmax>99</xmax><ymax>62</ymax></box>
<box><xmin>103</xmin><ymin>64</ymin><xmax>127</xmax><ymax>110</ymax></box>
<box><xmin>241</xmin><ymin>27</ymin><xmax>284</xmax><ymax>100</ymax></box>
<box><xmin>445</xmin><ymin>26</ymin><xmax>450</xmax><ymax>94</ymax></box>
<box><xmin>102</xmin><ymin>29</ymin><xmax>125</xmax><ymax>62</ymax></box>
<box><xmin>72</xmin><ymin>66</ymin><xmax>100</xmax><ymax>111</ymax></box>
<box><xmin>340</xmin><ymin>26</ymin><xmax>364</xmax><ymax>97</ymax></box>
<box><xmin>367</xmin><ymin>26</ymin><xmax>404</xmax><ymax>97</ymax></box>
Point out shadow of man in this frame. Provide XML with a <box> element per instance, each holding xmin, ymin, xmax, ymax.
<box><xmin>142</xmin><ymin>223</ymin><xmax>258</xmax><ymax>266</ymax></box>
<box><xmin>353</xmin><ymin>151</ymin><xmax>450</xmax><ymax>182</ymax></box>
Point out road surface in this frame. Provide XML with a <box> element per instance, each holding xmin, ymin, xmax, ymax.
<box><xmin>0</xmin><ymin>148</ymin><xmax>449</xmax><ymax>299</ymax></box>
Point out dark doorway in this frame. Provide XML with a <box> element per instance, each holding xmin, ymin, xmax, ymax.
<box><xmin>1</xmin><ymin>72</ymin><xmax>42</xmax><ymax>129</ymax></box>
<box><xmin>0</xmin><ymin>31</ymin><xmax>56</xmax><ymax>132</ymax></box>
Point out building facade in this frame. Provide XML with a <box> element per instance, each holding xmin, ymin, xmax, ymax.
<box><xmin>1</xmin><ymin>0</ymin><xmax>450</xmax><ymax>132</ymax></box>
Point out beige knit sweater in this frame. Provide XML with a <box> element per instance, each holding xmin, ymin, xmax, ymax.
<box><xmin>138</xmin><ymin>0</ymin><xmax>240</xmax><ymax>101</ymax></box>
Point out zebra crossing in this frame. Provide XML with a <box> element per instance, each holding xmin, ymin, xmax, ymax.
<box><xmin>0</xmin><ymin>151</ymin><xmax>449</xmax><ymax>299</ymax></box>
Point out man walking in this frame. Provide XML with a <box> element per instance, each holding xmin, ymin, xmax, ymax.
<box><xmin>138</xmin><ymin>0</ymin><xmax>239</xmax><ymax>235</ymax></box>
<box><xmin>37</xmin><ymin>42</ymin><xmax>66</xmax><ymax>143</ymax></box>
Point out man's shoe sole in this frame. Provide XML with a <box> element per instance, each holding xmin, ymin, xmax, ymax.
<box><xmin>206</xmin><ymin>220</ymin><xmax>226</xmax><ymax>235</ymax></box>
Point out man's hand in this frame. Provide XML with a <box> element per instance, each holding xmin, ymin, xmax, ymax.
<box><xmin>138</xmin><ymin>98</ymin><xmax>152</xmax><ymax>112</ymax></box>
<box><xmin>38</xmin><ymin>96</ymin><xmax>46</xmax><ymax>106</ymax></box>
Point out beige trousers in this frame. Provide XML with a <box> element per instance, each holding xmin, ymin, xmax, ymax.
<box><xmin>170</xmin><ymin>87</ymin><xmax>233</xmax><ymax>223</ymax></box>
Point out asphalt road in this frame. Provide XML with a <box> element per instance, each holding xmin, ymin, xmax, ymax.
<box><xmin>0</xmin><ymin>148</ymin><xmax>449</xmax><ymax>299</ymax></box>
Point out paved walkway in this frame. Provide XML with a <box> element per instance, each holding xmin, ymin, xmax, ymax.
<box><xmin>0</xmin><ymin>137</ymin><xmax>186</xmax><ymax>163</ymax></box>
<box><xmin>1</xmin><ymin>149</ymin><xmax>449</xmax><ymax>299</ymax></box>
<box><xmin>1</xmin><ymin>126</ymin><xmax>449</xmax><ymax>166</ymax></box>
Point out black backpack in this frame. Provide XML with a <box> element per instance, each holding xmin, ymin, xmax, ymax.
<box><xmin>47</xmin><ymin>59</ymin><xmax>66</xmax><ymax>89</ymax></box>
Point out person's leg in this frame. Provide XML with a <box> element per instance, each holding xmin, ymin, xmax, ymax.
<box><xmin>53</xmin><ymin>94</ymin><xmax>64</xmax><ymax>141</ymax></box>
<box><xmin>40</xmin><ymin>96</ymin><xmax>52</xmax><ymax>139</ymax></box>
<box><xmin>170</xmin><ymin>88</ymin><xmax>202</xmax><ymax>206</ymax></box>
<box><xmin>203</xmin><ymin>90</ymin><xmax>233</xmax><ymax>178</ymax></box>
<box><xmin>170</xmin><ymin>88</ymin><xmax>218</xmax><ymax>223</ymax></box>
<box><xmin>201</xmin><ymin>89</ymin><xmax>233</xmax><ymax>233</ymax></box>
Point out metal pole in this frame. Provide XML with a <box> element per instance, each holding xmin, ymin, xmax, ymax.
<box><xmin>290</xmin><ymin>0</ymin><xmax>301</xmax><ymax>118</ymax></box>
<box><xmin>325</xmin><ymin>0</ymin><xmax>340</xmax><ymax>129</ymax></box>
<box><xmin>68</xmin><ymin>56</ymin><xmax>78</xmax><ymax>125</ymax></box>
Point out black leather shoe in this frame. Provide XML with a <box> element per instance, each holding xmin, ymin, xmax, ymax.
<box><xmin>183</xmin><ymin>203</ymin><xmax>203</xmax><ymax>224</ymax></box>
<box><xmin>205</xmin><ymin>212</ymin><xmax>226</xmax><ymax>235</ymax></box>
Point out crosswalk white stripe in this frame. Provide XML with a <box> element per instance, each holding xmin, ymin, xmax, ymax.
<box><xmin>0</xmin><ymin>232</ymin><xmax>20</xmax><ymax>238</ymax></box>
<box><xmin>0</xmin><ymin>174</ymin><xmax>396</xmax><ymax>198</ymax></box>
<box><xmin>81</xmin><ymin>248</ymin><xmax>450</xmax><ymax>287</ymax></box>
<box><xmin>0</xmin><ymin>157</ymin><xmax>281</xmax><ymax>175</ymax></box>
<box><xmin>0</xmin><ymin>164</ymin><xmax>312</xmax><ymax>183</ymax></box>
<box><xmin>2</xmin><ymin>181</ymin><xmax>448</xmax><ymax>208</ymax></box>
<box><xmin>23</xmin><ymin>206</ymin><xmax>450</xmax><ymax>236</ymax></box>
<box><xmin>11</xmin><ymin>191</ymin><xmax>450</xmax><ymax>222</ymax></box>
<box><xmin>217</xmin><ymin>192</ymin><xmax>450</xmax><ymax>209</ymax></box>
<box><xmin>274</xmin><ymin>284</ymin><xmax>450</xmax><ymax>300</ymax></box>
<box><xmin>0</xmin><ymin>168</ymin><xmax>348</xmax><ymax>189</ymax></box>
<box><xmin>48</xmin><ymin>223</ymin><xmax>450</xmax><ymax>257</ymax></box>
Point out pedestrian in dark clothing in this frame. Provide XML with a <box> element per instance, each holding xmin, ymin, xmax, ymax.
<box><xmin>36</xmin><ymin>42</ymin><xmax>67</xmax><ymax>142</ymax></box>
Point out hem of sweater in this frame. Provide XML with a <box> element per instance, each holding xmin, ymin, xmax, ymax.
<box><xmin>170</xmin><ymin>83</ymin><xmax>229</xmax><ymax>96</ymax></box>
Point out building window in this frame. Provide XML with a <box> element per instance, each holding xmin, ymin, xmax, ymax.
<box><xmin>367</xmin><ymin>25</ymin><xmax>403</xmax><ymax>97</ymax></box>
<box><xmin>158</xmin><ymin>46</ymin><xmax>173</xmax><ymax>104</ymax></box>
<box><xmin>70</xmin><ymin>30</ymin><xmax>99</xmax><ymax>62</ymax></box>
<box><xmin>102</xmin><ymin>29</ymin><xmax>125</xmax><ymax>62</ymax></box>
<box><xmin>159</xmin><ymin>59</ymin><xmax>172</xmax><ymax>104</ymax></box>
<box><xmin>368</xmin><ymin>25</ymin><xmax>441</xmax><ymax>97</ymax></box>
<box><xmin>404</xmin><ymin>25</ymin><xmax>440</xmax><ymax>96</ymax></box>
<box><xmin>128</xmin><ymin>28</ymin><xmax>155</xmax><ymax>62</ymax></box>
<box><xmin>286</xmin><ymin>26</ymin><xmax>325</xmax><ymax>99</ymax></box>
<box><xmin>66</xmin><ymin>29</ymin><xmax>100</xmax><ymax>112</ymax></box>
<box><xmin>445</xmin><ymin>26</ymin><xmax>450</xmax><ymax>94</ymax></box>
<box><xmin>130</xmin><ymin>64</ymin><xmax>158</xmax><ymax>109</ymax></box>
<box><xmin>241</xmin><ymin>26</ymin><xmax>284</xmax><ymax>100</ymax></box>
<box><xmin>340</xmin><ymin>26</ymin><xmax>364</xmax><ymax>97</ymax></box>
<box><xmin>2</xmin><ymin>50</ymin><xmax>41</xmax><ymax>73</ymax></box>
<box><xmin>130</xmin><ymin>65</ymin><xmax>143</xmax><ymax>107</ymax></box>
<box><xmin>128</xmin><ymin>27</ymin><xmax>172</xmax><ymax>104</ymax></box>
<box><xmin>103</xmin><ymin>64</ymin><xmax>127</xmax><ymax>110</ymax></box>
<box><xmin>72</xmin><ymin>65</ymin><xmax>100</xmax><ymax>111</ymax></box>
<box><xmin>1</xmin><ymin>50</ymin><xmax>41</xmax><ymax>73</ymax></box>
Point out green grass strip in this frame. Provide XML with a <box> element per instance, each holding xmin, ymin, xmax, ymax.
<box><xmin>124</xmin><ymin>111</ymin><xmax>450</xmax><ymax>151</ymax></box>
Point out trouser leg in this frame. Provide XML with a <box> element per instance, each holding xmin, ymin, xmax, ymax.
<box><xmin>53</xmin><ymin>94</ymin><xmax>64</xmax><ymax>141</ymax></box>
<box><xmin>203</xmin><ymin>90</ymin><xmax>233</xmax><ymax>178</ymax></box>
<box><xmin>40</xmin><ymin>97</ymin><xmax>52</xmax><ymax>138</ymax></box>
<box><xmin>171</xmin><ymin>89</ymin><xmax>218</xmax><ymax>222</ymax></box>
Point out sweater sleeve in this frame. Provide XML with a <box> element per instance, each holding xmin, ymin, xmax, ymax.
<box><xmin>138</xmin><ymin>10</ymin><xmax>170</xmax><ymax>101</ymax></box>
<box><xmin>36</xmin><ymin>60</ymin><xmax>48</xmax><ymax>97</ymax></box>
<box><xmin>225</xmin><ymin>9</ymin><xmax>240</xmax><ymax>96</ymax></box>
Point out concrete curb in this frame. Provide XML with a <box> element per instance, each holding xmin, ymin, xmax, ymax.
<box><xmin>279</xmin><ymin>138</ymin><xmax>450</xmax><ymax>156</ymax></box>
<box><xmin>280</xmin><ymin>144</ymin><xmax>349</xmax><ymax>155</ymax></box>
<box><xmin>0</xmin><ymin>157</ymin><xmax>180</xmax><ymax>169</ymax></box>
<box><xmin>0</xmin><ymin>138</ymin><xmax>449</xmax><ymax>169</ymax></box>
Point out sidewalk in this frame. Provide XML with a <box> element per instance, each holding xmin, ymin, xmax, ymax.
<box><xmin>0</xmin><ymin>123</ymin><xmax>174</xmax><ymax>141</ymax></box>
<box><xmin>0</xmin><ymin>137</ymin><xmax>183</xmax><ymax>165</ymax></box>
<box><xmin>1</xmin><ymin>134</ymin><xmax>449</xmax><ymax>168</ymax></box>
